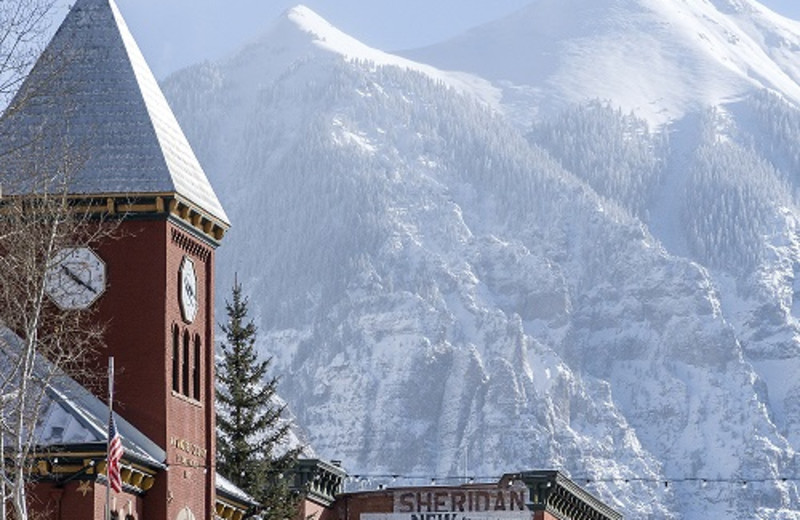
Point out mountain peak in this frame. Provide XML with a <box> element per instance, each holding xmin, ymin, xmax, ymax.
<box><xmin>280</xmin><ymin>4</ymin><xmax>359</xmax><ymax>54</ymax></box>
<box><xmin>283</xmin><ymin>4</ymin><xmax>340</xmax><ymax>40</ymax></box>
<box><xmin>223</xmin><ymin>5</ymin><xmax>501</xmax><ymax>108</ymax></box>
<box><xmin>261</xmin><ymin>4</ymin><xmax>395</xmax><ymax>64</ymax></box>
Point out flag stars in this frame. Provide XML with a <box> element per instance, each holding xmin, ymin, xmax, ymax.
<box><xmin>76</xmin><ymin>480</ymin><xmax>93</xmax><ymax>497</ymax></box>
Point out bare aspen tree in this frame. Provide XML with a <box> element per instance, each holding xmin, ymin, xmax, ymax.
<box><xmin>0</xmin><ymin>2</ymin><xmax>115</xmax><ymax>518</ymax></box>
<box><xmin>0</xmin><ymin>0</ymin><xmax>56</xmax><ymax>111</ymax></box>
<box><xmin>0</xmin><ymin>167</ymin><xmax>113</xmax><ymax>520</ymax></box>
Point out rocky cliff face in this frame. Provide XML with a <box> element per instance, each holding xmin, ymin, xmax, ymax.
<box><xmin>163</xmin><ymin>2</ymin><xmax>800</xmax><ymax>517</ymax></box>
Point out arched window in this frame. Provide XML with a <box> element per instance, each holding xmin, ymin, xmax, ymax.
<box><xmin>193</xmin><ymin>334</ymin><xmax>201</xmax><ymax>400</ymax></box>
<box><xmin>176</xmin><ymin>507</ymin><xmax>196</xmax><ymax>520</ymax></box>
<box><xmin>172</xmin><ymin>325</ymin><xmax>180</xmax><ymax>393</ymax></box>
<box><xmin>182</xmin><ymin>330</ymin><xmax>190</xmax><ymax>396</ymax></box>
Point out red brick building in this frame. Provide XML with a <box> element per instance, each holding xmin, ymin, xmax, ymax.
<box><xmin>0</xmin><ymin>0</ymin><xmax>250</xmax><ymax>518</ymax></box>
<box><xmin>328</xmin><ymin>472</ymin><xmax>621</xmax><ymax>520</ymax></box>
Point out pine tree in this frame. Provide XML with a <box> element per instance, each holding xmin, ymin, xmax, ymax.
<box><xmin>217</xmin><ymin>279</ymin><xmax>303</xmax><ymax>520</ymax></box>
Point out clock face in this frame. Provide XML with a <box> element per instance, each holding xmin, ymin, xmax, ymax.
<box><xmin>180</xmin><ymin>256</ymin><xmax>198</xmax><ymax>323</ymax></box>
<box><xmin>44</xmin><ymin>247</ymin><xmax>106</xmax><ymax>310</ymax></box>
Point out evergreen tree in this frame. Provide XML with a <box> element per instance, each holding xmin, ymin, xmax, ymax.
<box><xmin>217</xmin><ymin>279</ymin><xmax>303</xmax><ymax>520</ymax></box>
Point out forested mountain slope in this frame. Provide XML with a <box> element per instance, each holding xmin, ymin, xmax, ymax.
<box><xmin>163</xmin><ymin>2</ymin><xmax>800</xmax><ymax>518</ymax></box>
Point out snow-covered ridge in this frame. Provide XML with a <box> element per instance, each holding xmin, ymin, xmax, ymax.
<box><xmin>402</xmin><ymin>0</ymin><xmax>800</xmax><ymax>126</ymax></box>
<box><xmin>238</xmin><ymin>5</ymin><xmax>501</xmax><ymax>108</ymax></box>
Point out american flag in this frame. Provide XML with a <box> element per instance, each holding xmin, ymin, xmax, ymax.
<box><xmin>107</xmin><ymin>416</ymin><xmax>123</xmax><ymax>493</ymax></box>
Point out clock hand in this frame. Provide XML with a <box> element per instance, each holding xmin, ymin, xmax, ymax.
<box><xmin>61</xmin><ymin>264</ymin><xmax>97</xmax><ymax>294</ymax></box>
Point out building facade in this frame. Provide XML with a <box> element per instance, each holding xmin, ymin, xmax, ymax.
<box><xmin>0</xmin><ymin>0</ymin><xmax>246</xmax><ymax>518</ymax></box>
<box><xmin>329</xmin><ymin>472</ymin><xmax>621</xmax><ymax>520</ymax></box>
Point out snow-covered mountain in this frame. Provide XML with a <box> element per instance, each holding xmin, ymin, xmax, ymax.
<box><xmin>162</xmin><ymin>2</ymin><xmax>800</xmax><ymax>518</ymax></box>
<box><xmin>403</xmin><ymin>0</ymin><xmax>800</xmax><ymax>126</ymax></box>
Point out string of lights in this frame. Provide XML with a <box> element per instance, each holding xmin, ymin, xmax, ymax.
<box><xmin>156</xmin><ymin>464</ymin><xmax>800</xmax><ymax>489</ymax></box>
<box><xmin>343</xmin><ymin>473</ymin><xmax>800</xmax><ymax>488</ymax></box>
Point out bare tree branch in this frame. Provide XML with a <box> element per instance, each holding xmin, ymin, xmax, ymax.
<box><xmin>0</xmin><ymin>3</ymin><xmax>120</xmax><ymax>518</ymax></box>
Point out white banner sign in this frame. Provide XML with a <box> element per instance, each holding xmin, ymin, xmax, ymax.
<box><xmin>392</xmin><ymin>487</ymin><xmax>529</xmax><ymax>513</ymax></box>
<box><xmin>363</xmin><ymin>513</ymin><xmax>531</xmax><ymax>520</ymax></box>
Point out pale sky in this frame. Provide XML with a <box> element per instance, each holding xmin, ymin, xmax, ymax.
<box><xmin>56</xmin><ymin>1</ymin><xmax>800</xmax><ymax>79</ymax></box>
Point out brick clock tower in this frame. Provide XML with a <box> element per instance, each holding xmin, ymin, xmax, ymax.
<box><xmin>96</xmin><ymin>201</ymin><xmax>226</xmax><ymax>520</ymax></box>
<box><xmin>0</xmin><ymin>0</ymin><xmax>232</xmax><ymax>518</ymax></box>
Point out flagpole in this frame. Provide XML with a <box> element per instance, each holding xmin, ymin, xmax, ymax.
<box><xmin>106</xmin><ymin>357</ymin><xmax>114</xmax><ymax>520</ymax></box>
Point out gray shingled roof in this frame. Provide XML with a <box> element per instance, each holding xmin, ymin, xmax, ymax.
<box><xmin>0</xmin><ymin>326</ymin><xmax>256</xmax><ymax>507</ymax></box>
<box><xmin>0</xmin><ymin>0</ymin><xmax>228</xmax><ymax>225</ymax></box>
<box><xmin>0</xmin><ymin>327</ymin><xmax>166</xmax><ymax>467</ymax></box>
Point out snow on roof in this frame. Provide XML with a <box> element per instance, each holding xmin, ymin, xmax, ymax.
<box><xmin>0</xmin><ymin>0</ymin><xmax>228</xmax><ymax>225</ymax></box>
<box><xmin>0</xmin><ymin>327</ymin><xmax>165</xmax><ymax>467</ymax></box>
<box><xmin>215</xmin><ymin>472</ymin><xmax>259</xmax><ymax>507</ymax></box>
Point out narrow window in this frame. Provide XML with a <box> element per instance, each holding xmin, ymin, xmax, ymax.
<box><xmin>193</xmin><ymin>334</ymin><xmax>201</xmax><ymax>400</ymax></box>
<box><xmin>182</xmin><ymin>330</ymin><xmax>190</xmax><ymax>396</ymax></box>
<box><xmin>172</xmin><ymin>325</ymin><xmax>180</xmax><ymax>393</ymax></box>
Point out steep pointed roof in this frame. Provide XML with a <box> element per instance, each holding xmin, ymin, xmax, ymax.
<box><xmin>0</xmin><ymin>0</ymin><xmax>228</xmax><ymax>226</ymax></box>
